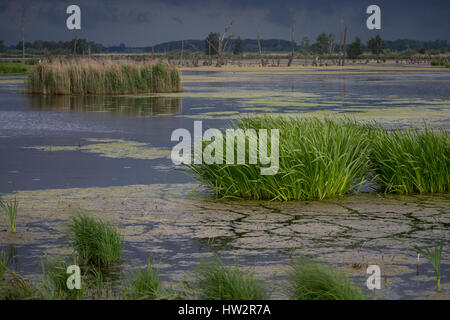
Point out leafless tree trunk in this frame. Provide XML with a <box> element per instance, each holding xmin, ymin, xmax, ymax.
<box><xmin>208</xmin><ymin>42</ymin><xmax>211</xmax><ymax>65</ymax></box>
<box><xmin>180</xmin><ymin>40</ymin><xmax>184</xmax><ymax>65</ymax></box>
<box><xmin>257</xmin><ymin>30</ymin><xmax>265</xmax><ymax>66</ymax></box>
<box><xmin>338</xmin><ymin>18</ymin><xmax>343</xmax><ymax>66</ymax></box>
<box><xmin>206</xmin><ymin>20</ymin><xmax>234</xmax><ymax>67</ymax></box>
<box><xmin>73</xmin><ymin>37</ymin><xmax>78</xmax><ymax>56</ymax></box>
<box><xmin>287</xmin><ymin>25</ymin><xmax>295</xmax><ymax>67</ymax></box>
<box><xmin>342</xmin><ymin>25</ymin><xmax>347</xmax><ymax>66</ymax></box>
<box><xmin>20</xmin><ymin>1</ymin><xmax>27</xmax><ymax>63</ymax></box>
<box><xmin>217</xmin><ymin>20</ymin><xmax>234</xmax><ymax>66</ymax></box>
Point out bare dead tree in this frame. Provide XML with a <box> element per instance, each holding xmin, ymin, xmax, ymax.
<box><xmin>287</xmin><ymin>25</ymin><xmax>295</xmax><ymax>67</ymax></box>
<box><xmin>205</xmin><ymin>20</ymin><xmax>234</xmax><ymax>67</ymax></box>
<box><xmin>338</xmin><ymin>18</ymin><xmax>343</xmax><ymax>66</ymax></box>
<box><xmin>180</xmin><ymin>40</ymin><xmax>184</xmax><ymax>65</ymax></box>
<box><xmin>20</xmin><ymin>0</ymin><xmax>27</xmax><ymax>63</ymax></box>
<box><xmin>342</xmin><ymin>24</ymin><xmax>347</xmax><ymax>66</ymax></box>
<box><xmin>257</xmin><ymin>30</ymin><xmax>265</xmax><ymax>66</ymax></box>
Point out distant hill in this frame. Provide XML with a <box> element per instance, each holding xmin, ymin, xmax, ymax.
<box><xmin>106</xmin><ymin>38</ymin><xmax>449</xmax><ymax>53</ymax></box>
<box><xmin>107</xmin><ymin>39</ymin><xmax>299</xmax><ymax>53</ymax></box>
<box><xmin>143</xmin><ymin>39</ymin><xmax>299</xmax><ymax>53</ymax></box>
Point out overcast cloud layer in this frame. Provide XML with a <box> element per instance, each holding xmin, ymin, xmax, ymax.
<box><xmin>0</xmin><ymin>0</ymin><xmax>449</xmax><ymax>46</ymax></box>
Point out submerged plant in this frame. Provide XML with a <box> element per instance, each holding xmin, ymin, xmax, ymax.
<box><xmin>194</xmin><ymin>258</ymin><xmax>267</xmax><ymax>300</ymax></box>
<box><xmin>413</xmin><ymin>222</ymin><xmax>445</xmax><ymax>292</ymax></box>
<box><xmin>130</xmin><ymin>256</ymin><xmax>166</xmax><ymax>300</ymax></box>
<box><xmin>0</xmin><ymin>251</ymin><xmax>8</xmax><ymax>281</ymax></box>
<box><xmin>370</xmin><ymin>126</ymin><xmax>449</xmax><ymax>194</ymax></box>
<box><xmin>68</xmin><ymin>211</ymin><xmax>123</xmax><ymax>267</ymax></box>
<box><xmin>0</xmin><ymin>271</ymin><xmax>41</xmax><ymax>300</ymax></box>
<box><xmin>187</xmin><ymin>116</ymin><xmax>371</xmax><ymax>201</ymax></box>
<box><xmin>287</xmin><ymin>258</ymin><xmax>366</xmax><ymax>300</ymax></box>
<box><xmin>0</xmin><ymin>196</ymin><xmax>18</xmax><ymax>233</ymax></box>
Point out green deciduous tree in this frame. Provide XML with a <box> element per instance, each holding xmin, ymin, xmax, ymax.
<box><xmin>205</xmin><ymin>32</ymin><xmax>219</xmax><ymax>55</ymax></box>
<box><xmin>233</xmin><ymin>37</ymin><xmax>243</xmax><ymax>55</ymax></box>
<box><xmin>347</xmin><ymin>37</ymin><xmax>363</xmax><ymax>59</ymax></box>
<box><xmin>367</xmin><ymin>35</ymin><xmax>386</xmax><ymax>55</ymax></box>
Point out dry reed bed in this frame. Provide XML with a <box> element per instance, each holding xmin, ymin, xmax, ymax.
<box><xmin>26</xmin><ymin>59</ymin><xmax>182</xmax><ymax>95</ymax></box>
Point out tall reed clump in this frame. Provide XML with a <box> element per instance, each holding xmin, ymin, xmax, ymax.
<box><xmin>68</xmin><ymin>211</ymin><xmax>123</xmax><ymax>267</ymax></box>
<box><xmin>187</xmin><ymin>117</ymin><xmax>371</xmax><ymax>201</ymax></box>
<box><xmin>369</xmin><ymin>126</ymin><xmax>449</xmax><ymax>194</ymax></box>
<box><xmin>287</xmin><ymin>258</ymin><xmax>366</xmax><ymax>300</ymax></box>
<box><xmin>0</xmin><ymin>197</ymin><xmax>18</xmax><ymax>233</ymax></box>
<box><xmin>194</xmin><ymin>258</ymin><xmax>267</xmax><ymax>300</ymax></box>
<box><xmin>26</xmin><ymin>59</ymin><xmax>182</xmax><ymax>95</ymax></box>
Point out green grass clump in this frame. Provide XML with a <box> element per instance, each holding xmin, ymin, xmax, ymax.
<box><xmin>370</xmin><ymin>126</ymin><xmax>449</xmax><ymax>193</ymax></box>
<box><xmin>0</xmin><ymin>196</ymin><xmax>18</xmax><ymax>233</ymax></box>
<box><xmin>194</xmin><ymin>258</ymin><xmax>267</xmax><ymax>300</ymax></box>
<box><xmin>187</xmin><ymin>117</ymin><xmax>371</xmax><ymax>201</ymax></box>
<box><xmin>0</xmin><ymin>62</ymin><xmax>29</xmax><ymax>74</ymax></box>
<box><xmin>26</xmin><ymin>59</ymin><xmax>182</xmax><ymax>95</ymax></box>
<box><xmin>68</xmin><ymin>211</ymin><xmax>123</xmax><ymax>267</ymax></box>
<box><xmin>130</xmin><ymin>257</ymin><xmax>166</xmax><ymax>300</ymax></box>
<box><xmin>287</xmin><ymin>258</ymin><xmax>366</xmax><ymax>300</ymax></box>
<box><xmin>413</xmin><ymin>221</ymin><xmax>444</xmax><ymax>292</ymax></box>
<box><xmin>41</xmin><ymin>257</ymin><xmax>84</xmax><ymax>300</ymax></box>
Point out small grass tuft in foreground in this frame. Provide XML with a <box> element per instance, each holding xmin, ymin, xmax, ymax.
<box><xmin>0</xmin><ymin>251</ymin><xmax>8</xmax><ymax>281</ymax></box>
<box><xmin>287</xmin><ymin>258</ymin><xmax>366</xmax><ymax>300</ymax></box>
<box><xmin>26</xmin><ymin>59</ymin><xmax>182</xmax><ymax>95</ymax></box>
<box><xmin>194</xmin><ymin>258</ymin><xmax>267</xmax><ymax>300</ymax></box>
<box><xmin>413</xmin><ymin>221</ymin><xmax>444</xmax><ymax>292</ymax></box>
<box><xmin>370</xmin><ymin>126</ymin><xmax>449</xmax><ymax>194</ymax></box>
<box><xmin>68</xmin><ymin>211</ymin><xmax>123</xmax><ymax>268</ymax></box>
<box><xmin>41</xmin><ymin>257</ymin><xmax>84</xmax><ymax>300</ymax></box>
<box><xmin>130</xmin><ymin>256</ymin><xmax>167</xmax><ymax>300</ymax></box>
<box><xmin>0</xmin><ymin>196</ymin><xmax>18</xmax><ymax>233</ymax></box>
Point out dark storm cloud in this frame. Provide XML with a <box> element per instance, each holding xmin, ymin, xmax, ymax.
<box><xmin>0</xmin><ymin>0</ymin><xmax>449</xmax><ymax>46</ymax></box>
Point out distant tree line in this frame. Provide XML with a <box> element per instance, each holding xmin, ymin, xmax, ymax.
<box><xmin>4</xmin><ymin>39</ymin><xmax>104</xmax><ymax>55</ymax></box>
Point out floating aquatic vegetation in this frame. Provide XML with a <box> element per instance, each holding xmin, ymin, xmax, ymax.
<box><xmin>23</xmin><ymin>138</ymin><xmax>171</xmax><ymax>160</ymax></box>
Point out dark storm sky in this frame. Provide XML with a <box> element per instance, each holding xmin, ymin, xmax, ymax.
<box><xmin>0</xmin><ymin>0</ymin><xmax>449</xmax><ymax>46</ymax></box>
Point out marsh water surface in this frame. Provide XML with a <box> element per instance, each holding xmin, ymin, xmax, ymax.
<box><xmin>0</xmin><ymin>65</ymin><xmax>449</xmax><ymax>299</ymax></box>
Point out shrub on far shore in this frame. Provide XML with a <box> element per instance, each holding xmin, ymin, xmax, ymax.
<box><xmin>0</xmin><ymin>62</ymin><xmax>29</xmax><ymax>74</ymax></box>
